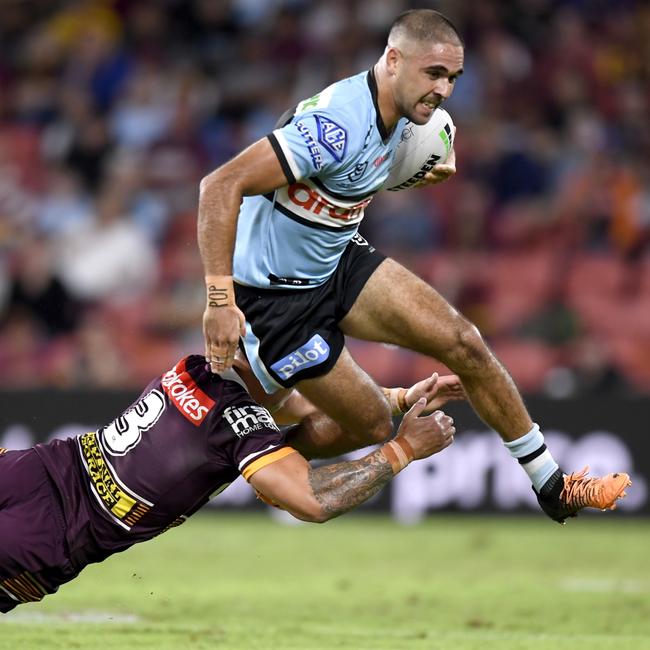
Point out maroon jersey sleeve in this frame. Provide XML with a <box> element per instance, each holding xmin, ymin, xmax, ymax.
<box><xmin>216</xmin><ymin>400</ymin><xmax>297</xmax><ymax>481</ymax></box>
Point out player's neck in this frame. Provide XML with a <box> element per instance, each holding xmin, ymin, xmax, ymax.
<box><xmin>372</xmin><ymin>62</ymin><xmax>400</xmax><ymax>133</ymax></box>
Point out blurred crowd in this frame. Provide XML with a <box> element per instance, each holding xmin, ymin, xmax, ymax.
<box><xmin>1</xmin><ymin>0</ymin><xmax>649</xmax><ymax>394</ymax></box>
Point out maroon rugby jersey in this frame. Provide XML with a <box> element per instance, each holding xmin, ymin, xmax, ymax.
<box><xmin>34</xmin><ymin>355</ymin><xmax>294</xmax><ymax>568</ymax></box>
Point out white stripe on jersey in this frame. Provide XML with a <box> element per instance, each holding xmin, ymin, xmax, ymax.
<box><xmin>238</xmin><ymin>444</ymin><xmax>280</xmax><ymax>472</ymax></box>
<box><xmin>273</xmin><ymin>178</ymin><xmax>371</xmax><ymax>229</ymax></box>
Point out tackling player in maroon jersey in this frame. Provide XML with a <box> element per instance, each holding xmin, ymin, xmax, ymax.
<box><xmin>0</xmin><ymin>355</ymin><xmax>459</xmax><ymax>612</ymax></box>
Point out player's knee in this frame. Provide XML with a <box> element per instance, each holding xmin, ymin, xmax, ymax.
<box><xmin>446</xmin><ymin>317</ymin><xmax>491</xmax><ymax>372</ymax></box>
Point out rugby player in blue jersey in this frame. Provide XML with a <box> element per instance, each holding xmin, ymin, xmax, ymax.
<box><xmin>0</xmin><ymin>357</ymin><xmax>457</xmax><ymax>612</ymax></box>
<box><xmin>197</xmin><ymin>9</ymin><xmax>630</xmax><ymax>522</ymax></box>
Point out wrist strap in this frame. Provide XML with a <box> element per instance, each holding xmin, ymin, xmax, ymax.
<box><xmin>381</xmin><ymin>387</ymin><xmax>409</xmax><ymax>416</ymax></box>
<box><xmin>381</xmin><ymin>437</ymin><xmax>415</xmax><ymax>475</ymax></box>
<box><xmin>205</xmin><ymin>275</ymin><xmax>235</xmax><ymax>308</ymax></box>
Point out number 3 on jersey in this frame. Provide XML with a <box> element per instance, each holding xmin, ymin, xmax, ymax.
<box><xmin>102</xmin><ymin>390</ymin><xmax>166</xmax><ymax>456</ymax></box>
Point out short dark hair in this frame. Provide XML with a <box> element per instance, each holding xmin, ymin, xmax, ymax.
<box><xmin>388</xmin><ymin>9</ymin><xmax>463</xmax><ymax>48</ymax></box>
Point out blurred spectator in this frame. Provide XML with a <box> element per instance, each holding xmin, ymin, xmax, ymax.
<box><xmin>362</xmin><ymin>188</ymin><xmax>441</xmax><ymax>254</ymax></box>
<box><xmin>5</xmin><ymin>234</ymin><xmax>81</xmax><ymax>335</ymax></box>
<box><xmin>569</xmin><ymin>336</ymin><xmax>633</xmax><ymax>397</ymax></box>
<box><xmin>55</xmin><ymin>181</ymin><xmax>158</xmax><ymax>303</ymax></box>
<box><xmin>543</xmin><ymin>336</ymin><xmax>632</xmax><ymax>399</ymax></box>
<box><xmin>109</xmin><ymin>64</ymin><xmax>173</xmax><ymax>150</ymax></box>
<box><xmin>0</xmin><ymin>0</ymin><xmax>648</xmax><ymax>391</ymax></box>
<box><xmin>35</xmin><ymin>164</ymin><xmax>91</xmax><ymax>236</ymax></box>
<box><xmin>0</xmin><ymin>311</ymin><xmax>46</xmax><ymax>388</ymax></box>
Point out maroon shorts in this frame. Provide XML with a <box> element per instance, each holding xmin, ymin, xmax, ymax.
<box><xmin>0</xmin><ymin>448</ymin><xmax>77</xmax><ymax>613</ymax></box>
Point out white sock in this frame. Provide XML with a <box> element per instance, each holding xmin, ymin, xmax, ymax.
<box><xmin>503</xmin><ymin>423</ymin><xmax>559</xmax><ymax>492</ymax></box>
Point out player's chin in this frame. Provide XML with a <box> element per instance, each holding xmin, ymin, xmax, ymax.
<box><xmin>409</xmin><ymin>104</ymin><xmax>436</xmax><ymax>125</ymax></box>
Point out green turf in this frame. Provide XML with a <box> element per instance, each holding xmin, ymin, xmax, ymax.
<box><xmin>1</xmin><ymin>514</ymin><xmax>649</xmax><ymax>649</ymax></box>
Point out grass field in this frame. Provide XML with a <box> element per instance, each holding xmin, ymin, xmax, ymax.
<box><xmin>1</xmin><ymin>513</ymin><xmax>649</xmax><ymax>650</ymax></box>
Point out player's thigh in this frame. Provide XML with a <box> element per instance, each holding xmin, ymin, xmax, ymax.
<box><xmin>340</xmin><ymin>257</ymin><xmax>470</xmax><ymax>358</ymax></box>
<box><xmin>295</xmin><ymin>346</ymin><xmax>392</xmax><ymax>442</ymax></box>
<box><xmin>0</xmin><ymin>450</ymin><xmax>69</xmax><ymax>573</ymax></box>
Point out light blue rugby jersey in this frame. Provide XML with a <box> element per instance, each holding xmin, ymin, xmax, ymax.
<box><xmin>233</xmin><ymin>69</ymin><xmax>407</xmax><ymax>289</ymax></box>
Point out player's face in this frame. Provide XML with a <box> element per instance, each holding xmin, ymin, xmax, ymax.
<box><xmin>394</xmin><ymin>42</ymin><xmax>464</xmax><ymax>124</ymax></box>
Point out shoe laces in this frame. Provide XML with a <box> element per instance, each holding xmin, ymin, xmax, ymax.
<box><xmin>560</xmin><ymin>466</ymin><xmax>600</xmax><ymax>509</ymax></box>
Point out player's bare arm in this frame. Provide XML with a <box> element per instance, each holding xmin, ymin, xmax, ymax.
<box><xmin>198</xmin><ymin>139</ymin><xmax>290</xmax><ymax>374</ymax></box>
<box><xmin>249</xmin><ymin>398</ymin><xmax>455</xmax><ymax>522</ymax></box>
<box><xmin>306</xmin><ymin>450</ymin><xmax>393</xmax><ymax>520</ymax></box>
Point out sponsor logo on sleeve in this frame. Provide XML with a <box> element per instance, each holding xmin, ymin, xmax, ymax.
<box><xmin>270</xmin><ymin>334</ymin><xmax>330</xmax><ymax>381</ymax></box>
<box><xmin>315</xmin><ymin>115</ymin><xmax>347</xmax><ymax>162</ymax></box>
<box><xmin>373</xmin><ymin>153</ymin><xmax>390</xmax><ymax>167</ymax></box>
<box><xmin>297</xmin><ymin>85</ymin><xmax>333</xmax><ymax>113</ymax></box>
<box><xmin>298</xmin><ymin>92</ymin><xmax>321</xmax><ymax>112</ymax></box>
<box><xmin>295</xmin><ymin>120</ymin><xmax>323</xmax><ymax>171</ymax></box>
<box><xmin>223</xmin><ymin>405</ymin><xmax>280</xmax><ymax>438</ymax></box>
<box><xmin>161</xmin><ymin>359</ymin><xmax>215</xmax><ymax>425</ymax></box>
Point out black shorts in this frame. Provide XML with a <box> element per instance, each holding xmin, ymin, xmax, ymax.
<box><xmin>235</xmin><ymin>235</ymin><xmax>385</xmax><ymax>391</ymax></box>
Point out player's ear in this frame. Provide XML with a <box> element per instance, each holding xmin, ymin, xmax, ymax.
<box><xmin>385</xmin><ymin>46</ymin><xmax>401</xmax><ymax>75</ymax></box>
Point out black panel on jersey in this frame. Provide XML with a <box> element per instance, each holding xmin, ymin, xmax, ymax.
<box><xmin>310</xmin><ymin>176</ymin><xmax>376</xmax><ymax>203</ymax></box>
<box><xmin>267</xmin><ymin>134</ymin><xmax>296</xmax><ymax>185</ymax></box>
<box><xmin>367</xmin><ymin>68</ymin><xmax>393</xmax><ymax>143</ymax></box>
<box><xmin>274</xmin><ymin>104</ymin><xmax>297</xmax><ymax>129</ymax></box>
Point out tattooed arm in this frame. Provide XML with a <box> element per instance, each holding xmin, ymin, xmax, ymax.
<box><xmin>248</xmin><ymin>398</ymin><xmax>455</xmax><ymax>523</ymax></box>
<box><xmin>307</xmin><ymin>450</ymin><xmax>394</xmax><ymax>520</ymax></box>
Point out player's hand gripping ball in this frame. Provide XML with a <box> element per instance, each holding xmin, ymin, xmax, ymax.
<box><xmin>383</xmin><ymin>108</ymin><xmax>455</xmax><ymax>191</ymax></box>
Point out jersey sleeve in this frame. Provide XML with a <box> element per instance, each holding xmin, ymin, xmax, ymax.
<box><xmin>268</xmin><ymin>109</ymin><xmax>359</xmax><ymax>183</ymax></box>
<box><xmin>219</xmin><ymin>402</ymin><xmax>297</xmax><ymax>481</ymax></box>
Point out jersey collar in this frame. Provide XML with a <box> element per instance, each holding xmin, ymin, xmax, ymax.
<box><xmin>366</xmin><ymin>67</ymin><xmax>392</xmax><ymax>143</ymax></box>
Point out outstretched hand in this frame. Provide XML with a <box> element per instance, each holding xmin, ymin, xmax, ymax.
<box><xmin>404</xmin><ymin>372</ymin><xmax>465</xmax><ymax>413</ymax></box>
<box><xmin>396</xmin><ymin>398</ymin><xmax>455</xmax><ymax>460</ymax></box>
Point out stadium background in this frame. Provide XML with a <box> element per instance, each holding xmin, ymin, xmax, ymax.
<box><xmin>1</xmin><ymin>2</ymin><xmax>649</xmax><ymax>647</ymax></box>
<box><xmin>1</xmin><ymin>0</ymin><xmax>648</xmax><ymax>517</ymax></box>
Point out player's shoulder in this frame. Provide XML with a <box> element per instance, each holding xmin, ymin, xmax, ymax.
<box><xmin>295</xmin><ymin>70</ymin><xmax>372</xmax><ymax>119</ymax></box>
<box><xmin>293</xmin><ymin>71</ymin><xmax>374</xmax><ymax>139</ymax></box>
<box><xmin>290</xmin><ymin>71</ymin><xmax>374</xmax><ymax>162</ymax></box>
<box><xmin>158</xmin><ymin>355</ymin><xmax>253</xmax><ymax>421</ymax></box>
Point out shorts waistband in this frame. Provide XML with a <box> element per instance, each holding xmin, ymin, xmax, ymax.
<box><xmin>235</xmin><ymin>281</ymin><xmax>326</xmax><ymax>299</ymax></box>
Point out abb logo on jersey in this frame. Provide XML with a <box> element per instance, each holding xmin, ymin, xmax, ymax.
<box><xmin>161</xmin><ymin>362</ymin><xmax>215</xmax><ymax>425</ymax></box>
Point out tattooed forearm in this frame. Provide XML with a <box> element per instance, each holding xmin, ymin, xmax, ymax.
<box><xmin>308</xmin><ymin>449</ymin><xmax>394</xmax><ymax>520</ymax></box>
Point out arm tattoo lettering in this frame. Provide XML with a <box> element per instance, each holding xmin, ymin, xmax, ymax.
<box><xmin>207</xmin><ymin>285</ymin><xmax>229</xmax><ymax>307</ymax></box>
<box><xmin>307</xmin><ymin>449</ymin><xmax>394</xmax><ymax>520</ymax></box>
